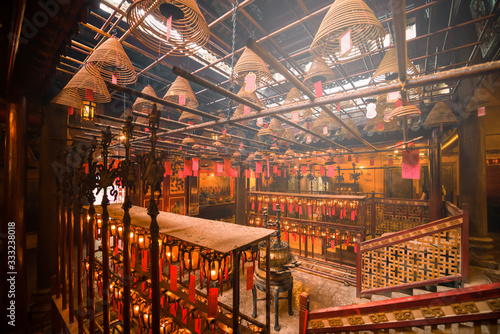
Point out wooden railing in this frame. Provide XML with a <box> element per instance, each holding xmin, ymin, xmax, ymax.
<box><xmin>356</xmin><ymin>205</ymin><xmax>469</xmax><ymax>296</ymax></box>
<box><xmin>299</xmin><ymin>282</ymin><xmax>500</xmax><ymax>333</ymax></box>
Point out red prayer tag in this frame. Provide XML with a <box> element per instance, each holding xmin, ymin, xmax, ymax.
<box><xmin>340</xmin><ymin>29</ymin><xmax>352</xmax><ymax>56</ymax></box>
<box><xmin>178</xmin><ymin>93</ymin><xmax>185</xmax><ymax>106</ymax></box>
<box><xmin>388</xmin><ymin>158</ymin><xmax>393</xmax><ymax>165</ymax></box>
<box><xmin>478</xmin><ymin>106</ymin><xmax>486</xmax><ymax>117</ymax></box>
<box><xmin>299</xmin><ymin>206</ymin><xmax>302</xmax><ymax>215</ymax></box>
<box><xmin>166</xmin><ymin>15</ymin><xmax>172</xmax><ymax>41</ymax></box>
<box><xmin>281</xmin><ymin>203</ymin><xmax>285</xmax><ymax>212</ymax></box>
<box><xmin>246</xmin><ymin>266</ymin><xmax>254</xmax><ymax>290</ymax></box>
<box><xmin>85</xmin><ymin>88</ymin><xmax>94</xmax><ymax>101</ymax></box>
<box><xmin>255</xmin><ymin>162</ymin><xmax>262</xmax><ymax>174</ymax></box>
<box><xmin>323</xmin><ymin>125</ymin><xmax>328</xmax><ymax>135</ymax></box>
<box><xmin>314</xmin><ymin>81</ymin><xmax>323</xmax><ymax>98</ymax></box>
<box><xmin>320</xmin><ymin>166</ymin><xmax>325</xmax><ymax>175</ymax></box>
<box><xmin>256</xmin><ymin>117</ymin><xmax>263</xmax><ymax>126</ymax></box>
<box><xmin>207</xmin><ymin>288</ymin><xmax>218</xmax><ymax>318</ymax></box>
<box><xmin>302</xmin><ymin>235</ymin><xmax>306</xmax><ymax>243</ymax></box>
<box><xmin>337</xmin><ymin>102</ymin><xmax>340</xmax><ymax>112</ymax></box>
<box><xmin>182</xmin><ymin>308</ymin><xmax>188</xmax><ymax>324</ymax></box>
<box><xmin>387</xmin><ymin>91</ymin><xmax>399</xmax><ymax>101</ymax></box>
<box><xmin>331</xmin><ymin>240</ymin><xmax>335</xmax><ymax>248</ymax></box>
<box><xmin>142</xmin><ymin>250</ymin><xmax>148</xmax><ymax>271</ymax></box>
<box><xmin>355</xmin><ymin>156</ymin><xmax>359</xmax><ymax>163</ymax></box>
<box><xmin>251</xmin><ymin>202</ymin><xmax>255</xmax><ymax>210</ymax></box>
<box><xmin>327</xmin><ymin>165</ymin><xmax>335</xmax><ymax>177</ymax></box>
<box><xmin>164</xmin><ymin>161</ymin><xmax>172</xmax><ymax>176</ymax></box>
<box><xmin>293</xmin><ymin>233</ymin><xmax>296</xmax><ymax>241</ymax></box>
<box><xmin>159</xmin><ymin>259</ymin><xmax>163</xmax><ymax>281</ymax></box>
<box><xmin>245</xmin><ymin>73</ymin><xmax>256</xmax><ymax>92</ymax></box>
<box><xmin>370</xmin><ymin>158</ymin><xmax>375</xmax><ymax>166</ymax></box>
<box><xmin>292</xmin><ymin>110</ymin><xmax>299</xmax><ymax>122</ymax></box>
<box><xmin>170</xmin><ymin>265</ymin><xmax>178</xmax><ymax>291</ymax></box>
<box><xmin>112</xmin><ymin>73</ymin><xmax>118</xmax><ymax>84</ymax></box>
<box><xmin>195</xmin><ymin>318</ymin><xmax>202</xmax><ymax>333</ymax></box>
<box><xmin>301</xmin><ymin>166</ymin><xmax>306</xmax><ymax>174</ymax></box>
<box><xmin>68</xmin><ymin>106</ymin><xmax>73</xmax><ymax>115</ymax></box>
<box><xmin>192</xmin><ymin>157</ymin><xmax>199</xmax><ymax>171</ymax></box>
<box><xmin>244</xmin><ymin>105</ymin><xmax>251</xmax><ymax>115</ymax></box>
<box><xmin>402</xmin><ymin>149</ymin><xmax>420</xmax><ymax>179</ymax></box>
<box><xmin>351</xmin><ymin>210</ymin><xmax>355</xmax><ymax>221</ymax></box>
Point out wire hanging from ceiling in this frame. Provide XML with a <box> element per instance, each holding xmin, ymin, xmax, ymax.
<box><xmin>226</xmin><ymin>0</ymin><xmax>239</xmax><ymax>121</ymax></box>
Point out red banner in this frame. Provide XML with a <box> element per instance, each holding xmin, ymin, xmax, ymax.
<box><xmin>246</xmin><ymin>266</ymin><xmax>254</xmax><ymax>290</ymax></box>
<box><xmin>170</xmin><ymin>265</ymin><xmax>177</xmax><ymax>291</ymax></box>
<box><xmin>207</xmin><ymin>288</ymin><xmax>218</xmax><ymax>318</ymax></box>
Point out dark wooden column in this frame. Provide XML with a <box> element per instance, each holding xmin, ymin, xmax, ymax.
<box><xmin>2</xmin><ymin>97</ymin><xmax>28</xmax><ymax>332</ymax></box>
<box><xmin>36</xmin><ymin>105</ymin><xmax>66</xmax><ymax>297</ymax></box>
<box><xmin>235</xmin><ymin>172</ymin><xmax>246</xmax><ymax>225</ymax></box>
<box><xmin>429</xmin><ymin>129</ymin><xmax>442</xmax><ymax>221</ymax></box>
<box><xmin>459</xmin><ymin>115</ymin><xmax>488</xmax><ymax>237</ymax></box>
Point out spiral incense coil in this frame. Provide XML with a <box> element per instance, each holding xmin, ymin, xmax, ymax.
<box><xmin>133</xmin><ymin>85</ymin><xmax>162</xmax><ymax>112</ymax></box>
<box><xmin>303</xmin><ymin>58</ymin><xmax>336</xmax><ymax>87</ymax></box>
<box><xmin>388</xmin><ymin>104</ymin><xmax>421</xmax><ymax>121</ymax></box>
<box><xmin>63</xmin><ymin>68</ymin><xmax>111</xmax><ymax>103</ymax></box>
<box><xmin>164</xmin><ymin>76</ymin><xmax>199</xmax><ymax>108</ymax></box>
<box><xmin>51</xmin><ymin>90</ymin><xmax>82</xmax><ymax>109</ymax></box>
<box><xmin>423</xmin><ymin>101</ymin><xmax>458</xmax><ymax>128</ymax></box>
<box><xmin>309</xmin><ymin>0</ymin><xmax>385</xmax><ymax>64</ymax></box>
<box><xmin>233</xmin><ymin>48</ymin><xmax>273</xmax><ymax>89</ymax></box>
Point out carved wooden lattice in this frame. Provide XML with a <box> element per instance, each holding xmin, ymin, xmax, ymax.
<box><xmin>374</xmin><ymin>199</ymin><xmax>429</xmax><ymax>235</ymax></box>
<box><xmin>360</xmin><ymin>217</ymin><xmax>463</xmax><ymax>293</ymax></box>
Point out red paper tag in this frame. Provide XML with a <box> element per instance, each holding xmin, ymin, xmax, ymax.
<box><xmin>370</xmin><ymin>158</ymin><xmax>375</xmax><ymax>166</ymax></box>
<box><xmin>244</xmin><ymin>105</ymin><xmax>251</xmax><ymax>115</ymax></box>
<box><xmin>195</xmin><ymin>318</ymin><xmax>202</xmax><ymax>333</ymax></box>
<box><xmin>170</xmin><ymin>265</ymin><xmax>178</xmax><ymax>291</ymax></box>
<box><xmin>112</xmin><ymin>73</ymin><xmax>118</xmax><ymax>84</ymax></box>
<box><xmin>351</xmin><ymin>210</ymin><xmax>355</xmax><ymax>221</ymax></box>
<box><xmin>251</xmin><ymin>202</ymin><xmax>255</xmax><ymax>210</ymax></box>
<box><xmin>256</xmin><ymin>117</ymin><xmax>263</xmax><ymax>126</ymax></box>
<box><xmin>337</xmin><ymin>102</ymin><xmax>340</xmax><ymax>112</ymax></box>
<box><xmin>355</xmin><ymin>156</ymin><xmax>359</xmax><ymax>163</ymax></box>
<box><xmin>159</xmin><ymin>259</ymin><xmax>163</xmax><ymax>281</ymax></box>
<box><xmin>327</xmin><ymin>165</ymin><xmax>335</xmax><ymax>177</ymax></box>
<box><xmin>207</xmin><ymin>288</ymin><xmax>218</xmax><ymax>318</ymax></box>
<box><xmin>388</xmin><ymin>158</ymin><xmax>393</xmax><ymax>165</ymax></box>
<box><xmin>292</xmin><ymin>110</ymin><xmax>299</xmax><ymax>122</ymax></box>
<box><xmin>402</xmin><ymin>150</ymin><xmax>420</xmax><ymax>179</ymax></box>
<box><xmin>319</xmin><ymin>166</ymin><xmax>325</xmax><ymax>175</ymax></box>
<box><xmin>323</xmin><ymin>126</ymin><xmax>328</xmax><ymax>135</ymax></box>
<box><xmin>166</xmin><ymin>15</ymin><xmax>172</xmax><ymax>41</ymax></box>
<box><xmin>331</xmin><ymin>240</ymin><xmax>335</xmax><ymax>248</ymax></box>
<box><xmin>478</xmin><ymin>106</ymin><xmax>486</xmax><ymax>117</ymax></box>
<box><xmin>246</xmin><ymin>266</ymin><xmax>254</xmax><ymax>290</ymax></box>
<box><xmin>182</xmin><ymin>308</ymin><xmax>188</xmax><ymax>324</ymax></box>
<box><xmin>387</xmin><ymin>91</ymin><xmax>399</xmax><ymax>101</ymax></box>
<box><xmin>340</xmin><ymin>29</ymin><xmax>352</xmax><ymax>56</ymax></box>
<box><xmin>142</xmin><ymin>250</ymin><xmax>148</xmax><ymax>271</ymax></box>
<box><xmin>314</xmin><ymin>81</ymin><xmax>323</xmax><ymax>98</ymax></box>
<box><xmin>281</xmin><ymin>203</ymin><xmax>285</xmax><ymax>212</ymax></box>
<box><xmin>68</xmin><ymin>106</ymin><xmax>74</xmax><ymax>115</ymax></box>
<box><xmin>293</xmin><ymin>233</ymin><xmax>297</xmax><ymax>241</ymax></box>
<box><xmin>178</xmin><ymin>93</ymin><xmax>185</xmax><ymax>106</ymax></box>
<box><xmin>164</xmin><ymin>161</ymin><xmax>172</xmax><ymax>176</ymax></box>
<box><xmin>192</xmin><ymin>157</ymin><xmax>199</xmax><ymax>171</ymax></box>
<box><xmin>245</xmin><ymin>73</ymin><xmax>256</xmax><ymax>92</ymax></box>
<box><xmin>85</xmin><ymin>88</ymin><xmax>94</xmax><ymax>101</ymax></box>
<box><xmin>255</xmin><ymin>162</ymin><xmax>262</xmax><ymax>174</ymax></box>
<box><xmin>299</xmin><ymin>206</ymin><xmax>302</xmax><ymax>215</ymax></box>
<box><xmin>302</xmin><ymin>235</ymin><xmax>306</xmax><ymax>243</ymax></box>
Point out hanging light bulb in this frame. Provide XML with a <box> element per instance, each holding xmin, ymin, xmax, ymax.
<box><xmin>366</xmin><ymin>98</ymin><xmax>377</xmax><ymax>119</ymax></box>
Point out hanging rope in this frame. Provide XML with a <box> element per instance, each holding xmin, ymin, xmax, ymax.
<box><xmin>226</xmin><ymin>0</ymin><xmax>239</xmax><ymax>120</ymax></box>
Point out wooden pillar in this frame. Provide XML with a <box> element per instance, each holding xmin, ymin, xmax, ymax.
<box><xmin>459</xmin><ymin>115</ymin><xmax>488</xmax><ymax>237</ymax></box>
<box><xmin>2</xmin><ymin>97</ymin><xmax>28</xmax><ymax>332</ymax></box>
<box><xmin>299</xmin><ymin>292</ymin><xmax>309</xmax><ymax>334</ymax></box>
<box><xmin>429</xmin><ymin>129</ymin><xmax>442</xmax><ymax>221</ymax></box>
<box><xmin>235</xmin><ymin>172</ymin><xmax>246</xmax><ymax>225</ymax></box>
<box><xmin>37</xmin><ymin>106</ymin><xmax>66</xmax><ymax>291</ymax></box>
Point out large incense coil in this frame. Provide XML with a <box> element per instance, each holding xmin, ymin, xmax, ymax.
<box><xmin>178</xmin><ymin>110</ymin><xmax>203</xmax><ymax>124</ymax></box>
<box><xmin>284</xmin><ymin>87</ymin><xmax>315</xmax><ymax>121</ymax></box>
<box><xmin>303</xmin><ymin>58</ymin><xmax>335</xmax><ymax>87</ymax></box>
<box><xmin>63</xmin><ymin>68</ymin><xmax>111</xmax><ymax>103</ymax></box>
<box><xmin>370</xmin><ymin>48</ymin><xmax>419</xmax><ymax>84</ymax></box>
<box><xmin>364</xmin><ymin>114</ymin><xmax>400</xmax><ymax>134</ymax></box>
<box><xmin>235</xmin><ymin>86</ymin><xmax>263</xmax><ymax>107</ymax></box>
<box><xmin>389</xmin><ymin>104</ymin><xmax>421</xmax><ymax>120</ymax></box>
<box><xmin>85</xmin><ymin>36</ymin><xmax>137</xmax><ymax>85</ymax></box>
<box><xmin>126</xmin><ymin>0</ymin><xmax>210</xmax><ymax>57</ymax></box>
<box><xmin>465</xmin><ymin>86</ymin><xmax>500</xmax><ymax>114</ymax></box>
<box><xmin>424</xmin><ymin>101</ymin><xmax>458</xmax><ymax>128</ymax></box>
<box><xmin>51</xmin><ymin>90</ymin><xmax>82</xmax><ymax>109</ymax></box>
<box><xmin>268</xmin><ymin>118</ymin><xmax>284</xmax><ymax>135</ymax></box>
<box><xmin>133</xmin><ymin>85</ymin><xmax>161</xmax><ymax>112</ymax></box>
<box><xmin>277</xmin><ymin>128</ymin><xmax>295</xmax><ymax>146</ymax></box>
<box><xmin>309</xmin><ymin>0</ymin><xmax>385</xmax><ymax>64</ymax></box>
<box><xmin>339</xmin><ymin>118</ymin><xmax>362</xmax><ymax>139</ymax></box>
<box><xmin>233</xmin><ymin>48</ymin><xmax>273</xmax><ymax>89</ymax></box>
<box><xmin>164</xmin><ymin>76</ymin><xmax>198</xmax><ymax>108</ymax></box>
<box><xmin>312</xmin><ymin>110</ymin><xmax>340</xmax><ymax>134</ymax></box>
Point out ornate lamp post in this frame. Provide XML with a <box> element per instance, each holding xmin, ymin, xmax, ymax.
<box><xmin>96</xmin><ymin>126</ymin><xmax>119</xmax><ymax>334</ymax></box>
<box><xmin>117</xmin><ymin>116</ymin><xmax>135</xmax><ymax>333</ymax></box>
<box><xmin>139</xmin><ymin>104</ymin><xmax>165</xmax><ymax>334</ymax></box>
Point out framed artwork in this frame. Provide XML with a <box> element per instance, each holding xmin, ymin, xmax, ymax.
<box><xmin>169</xmin><ymin>161</ymin><xmax>186</xmax><ymax>195</ymax></box>
<box><xmin>169</xmin><ymin>197</ymin><xmax>185</xmax><ymax>215</ymax></box>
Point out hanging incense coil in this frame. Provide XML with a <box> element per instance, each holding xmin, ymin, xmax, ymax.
<box><xmin>233</xmin><ymin>87</ymin><xmax>264</xmax><ymax>126</ymax></box>
<box><xmin>339</xmin><ymin>119</ymin><xmax>362</xmax><ymax>140</ymax></box>
<box><xmin>63</xmin><ymin>68</ymin><xmax>111</xmax><ymax>103</ymax></box>
<box><xmin>126</xmin><ymin>0</ymin><xmax>210</xmax><ymax>57</ymax></box>
<box><xmin>257</xmin><ymin>126</ymin><xmax>273</xmax><ymax>137</ymax></box>
<box><xmin>233</xmin><ymin>48</ymin><xmax>273</xmax><ymax>89</ymax></box>
<box><xmin>364</xmin><ymin>114</ymin><xmax>400</xmax><ymax>134</ymax></box>
<box><xmin>388</xmin><ymin>104</ymin><xmax>421</xmax><ymax>120</ymax></box>
<box><xmin>164</xmin><ymin>76</ymin><xmax>199</xmax><ymax>108</ymax></box>
<box><xmin>370</xmin><ymin>48</ymin><xmax>419</xmax><ymax>84</ymax></box>
<box><xmin>133</xmin><ymin>85</ymin><xmax>161</xmax><ymax>112</ymax></box>
<box><xmin>182</xmin><ymin>136</ymin><xmax>196</xmax><ymax>145</ymax></box>
<box><xmin>284</xmin><ymin>87</ymin><xmax>315</xmax><ymax>121</ymax></box>
<box><xmin>268</xmin><ymin>118</ymin><xmax>284</xmax><ymax>135</ymax></box>
<box><xmin>312</xmin><ymin>110</ymin><xmax>340</xmax><ymax>134</ymax></box>
<box><xmin>178</xmin><ymin>110</ymin><xmax>203</xmax><ymax>124</ymax></box>
<box><xmin>465</xmin><ymin>86</ymin><xmax>500</xmax><ymax>114</ymax></box>
<box><xmin>423</xmin><ymin>101</ymin><xmax>458</xmax><ymax>128</ymax></box>
<box><xmin>51</xmin><ymin>90</ymin><xmax>82</xmax><ymax>109</ymax></box>
<box><xmin>303</xmin><ymin>58</ymin><xmax>335</xmax><ymax>87</ymax></box>
<box><xmin>85</xmin><ymin>36</ymin><xmax>137</xmax><ymax>85</ymax></box>
<box><xmin>277</xmin><ymin>128</ymin><xmax>295</xmax><ymax>146</ymax></box>
<box><xmin>309</xmin><ymin>0</ymin><xmax>386</xmax><ymax>64</ymax></box>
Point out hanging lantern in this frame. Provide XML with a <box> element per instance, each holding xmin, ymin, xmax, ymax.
<box><xmin>182</xmin><ymin>245</ymin><xmax>201</xmax><ymax>272</ymax></box>
<box><xmin>138</xmin><ymin>233</ymin><xmax>151</xmax><ymax>250</ymax></box>
<box><xmin>126</xmin><ymin>0</ymin><xmax>210</xmax><ymax>57</ymax></box>
<box><xmin>160</xmin><ymin>317</ymin><xmax>174</xmax><ymax>334</ymax></box>
<box><xmin>309</xmin><ymin>0</ymin><xmax>385</xmax><ymax>64</ymax></box>
<box><xmin>165</xmin><ymin>239</ymin><xmax>180</xmax><ymax>263</ymax></box>
<box><xmin>202</xmin><ymin>252</ymin><xmax>226</xmax><ymax>283</ymax></box>
<box><xmin>84</xmin><ymin>36</ymin><xmax>137</xmax><ymax>85</ymax></box>
<box><xmin>81</xmin><ymin>100</ymin><xmax>97</xmax><ymax>121</ymax></box>
<box><xmin>233</xmin><ymin>48</ymin><xmax>273</xmax><ymax>91</ymax></box>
